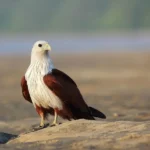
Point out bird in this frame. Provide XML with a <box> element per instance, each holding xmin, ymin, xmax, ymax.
<box><xmin>21</xmin><ymin>40</ymin><xmax>106</xmax><ymax>129</ymax></box>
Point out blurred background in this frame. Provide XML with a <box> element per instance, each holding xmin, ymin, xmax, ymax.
<box><xmin>0</xmin><ymin>0</ymin><xmax>150</xmax><ymax>134</ymax></box>
<box><xmin>0</xmin><ymin>0</ymin><xmax>150</xmax><ymax>53</ymax></box>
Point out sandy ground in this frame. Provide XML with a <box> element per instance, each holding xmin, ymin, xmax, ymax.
<box><xmin>0</xmin><ymin>52</ymin><xmax>150</xmax><ymax>149</ymax></box>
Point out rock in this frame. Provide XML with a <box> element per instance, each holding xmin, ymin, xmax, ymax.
<box><xmin>0</xmin><ymin>132</ymin><xmax>17</xmax><ymax>144</ymax></box>
<box><xmin>7</xmin><ymin>120</ymin><xmax>150</xmax><ymax>150</ymax></box>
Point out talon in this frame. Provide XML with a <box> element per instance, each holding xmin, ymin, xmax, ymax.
<box><xmin>32</xmin><ymin>125</ymin><xmax>44</xmax><ymax>131</ymax></box>
<box><xmin>50</xmin><ymin>122</ymin><xmax>59</xmax><ymax>127</ymax></box>
<box><xmin>32</xmin><ymin>123</ymin><xmax>49</xmax><ymax>131</ymax></box>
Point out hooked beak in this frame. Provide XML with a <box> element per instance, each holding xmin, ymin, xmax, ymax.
<box><xmin>44</xmin><ymin>43</ymin><xmax>51</xmax><ymax>51</ymax></box>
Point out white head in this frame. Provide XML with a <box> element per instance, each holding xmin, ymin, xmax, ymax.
<box><xmin>32</xmin><ymin>40</ymin><xmax>51</xmax><ymax>54</ymax></box>
<box><xmin>31</xmin><ymin>40</ymin><xmax>51</xmax><ymax>62</ymax></box>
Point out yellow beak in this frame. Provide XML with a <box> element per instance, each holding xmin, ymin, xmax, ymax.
<box><xmin>44</xmin><ymin>43</ymin><xmax>51</xmax><ymax>51</ymax></box>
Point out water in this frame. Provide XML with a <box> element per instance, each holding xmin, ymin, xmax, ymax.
<box><xmin>0</xmin><ymin>34</ymin><xmax>150</xmax><ymax>54</ymax></box>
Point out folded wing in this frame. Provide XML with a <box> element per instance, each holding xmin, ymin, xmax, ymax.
<box><xmin>43</xmin><ymin>69</ymin><xmax>95</xmax><ymax>120</ymax></box>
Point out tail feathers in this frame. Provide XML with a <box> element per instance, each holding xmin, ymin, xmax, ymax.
<box><xmin>89</xmin><ymin>107</ymin><xmax>106</xmax><ymax>119</ymax></box>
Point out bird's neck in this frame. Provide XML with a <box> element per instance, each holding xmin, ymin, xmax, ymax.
<box><xmin>26</xmin><ymin>53</ymin><xmax>54</xmax><ymax>78</ymax></box>
<box><xmin>31</xmin><ymin>51</ymin><xmax>50</xmax><ymax>63</ymax></box>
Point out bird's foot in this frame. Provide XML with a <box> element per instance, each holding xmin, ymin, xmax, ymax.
<box><xmin>32</xmin><ymin>123</ymin><xmax>49</xmax><ymax>131</ymax></box>
<box><xmin>21</xmin><ymin>123</ymin><xmax>49</xmax><ymax>135</ymax></box>
<box><xmin>50</xmin><ymin>122</ymin><xmax>59</xmax><ymax>127</ymax></box>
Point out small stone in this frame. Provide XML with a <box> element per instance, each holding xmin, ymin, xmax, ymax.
<box><xmin>113</xmin><ymin>113</ymin><xmax>119</xmax><ymax>117</ymax></box>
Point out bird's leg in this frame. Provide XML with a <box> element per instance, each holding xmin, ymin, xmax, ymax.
<box><xmin>32</xmin><ymin>105</ymin><xmax>49</xmax><ymax>131</ymax></box>
<box><xmin>51</xmin><ymin>109</ymin><xmax>59</xmax><ymax>126</ymax></box>
<box><xmin>40</xmin><ymin>114</ymin><xmax>45</xmax><ymax>127</ymax></box>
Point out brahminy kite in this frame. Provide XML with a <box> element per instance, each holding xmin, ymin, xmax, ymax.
<box><xmin>21</xmin><ymin>41</ymin><xmax>106</xmax><ymax>129</ymax></box>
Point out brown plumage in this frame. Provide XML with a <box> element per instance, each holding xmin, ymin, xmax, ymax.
<box><xmin>44</xmin><ymin>69</ymin><xmax>95</xmax><ymax>120</ymax></box>
<box><xmin>21</xmin><ymin>76</ymin><xmax>32</xmax><ymax>103</ymax></box>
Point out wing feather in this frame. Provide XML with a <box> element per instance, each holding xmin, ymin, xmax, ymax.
<box><xmin>43</xmin><ymin>69</ymin><xmax>95</xmax><ymax>120</ymax></box>
<box><xmin>21</xmin><ymin>76</ymin><xmax>32</xmax><ymax>103</ymax></box>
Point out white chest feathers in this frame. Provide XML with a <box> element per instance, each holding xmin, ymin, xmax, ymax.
<box><xmin>25</xmin><ymin>61</ymin><xmax>63</xmax><ymax>110</ymax></box>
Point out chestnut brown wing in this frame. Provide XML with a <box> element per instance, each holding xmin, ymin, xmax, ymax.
<box><xmin>43</xmin><ymin>69</ymin><xmax>94</xmax><ymax>120</ymax></box>
<box><xmin>21</xmin><ymin>76</ymin><xmax>32</xmax><ymax>103</ymax></box>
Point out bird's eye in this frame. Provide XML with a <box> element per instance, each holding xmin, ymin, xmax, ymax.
<box><xmin>38</xmin><ymin>44</ymin><xmax>42</xmax><ymax>47</ymax></box>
